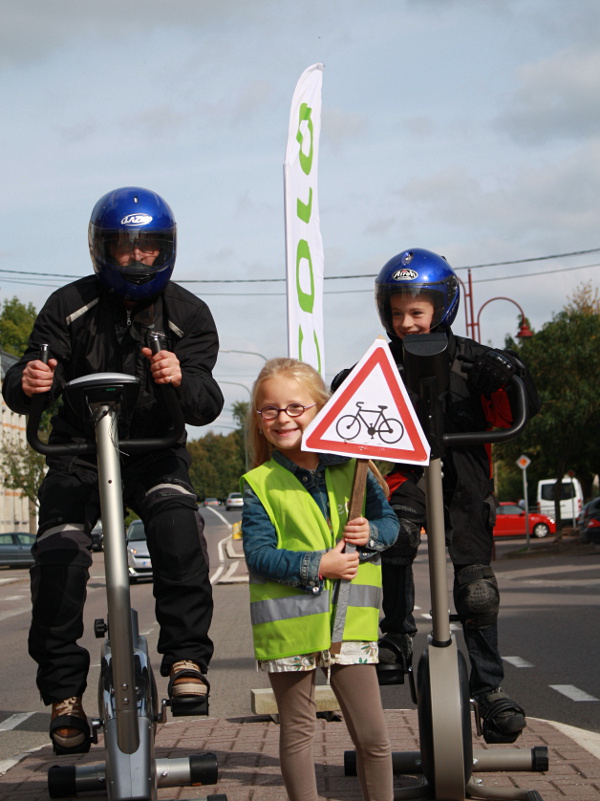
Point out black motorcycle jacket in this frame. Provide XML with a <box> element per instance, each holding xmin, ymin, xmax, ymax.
<box><xmin>2</xmin><ymin>276</ymin><xmax>224</xmax><ymax>446</ymax></box>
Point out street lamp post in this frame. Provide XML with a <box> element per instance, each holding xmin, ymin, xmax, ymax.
<box><xmin>459</xmin><ymin>270</ymin><xmax>533</xmax><ymax>343</ymax></box>
<box><xmin>474</xmin><ymin>297</ymin><xmax>533</xmax><ymax>343</ymax></box>
<box><xmin>217</xmin><ymin>380</ymin><xmax>252</xmax><ymax>470</ymax></box>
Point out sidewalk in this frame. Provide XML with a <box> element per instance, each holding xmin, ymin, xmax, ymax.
<box><xmin>1</xmin><ymin>710</ymin><xmax>600</xmax><ymax>800</ymax></box>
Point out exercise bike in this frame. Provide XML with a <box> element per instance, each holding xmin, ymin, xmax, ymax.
<box><xmin>345</xmin><ymin>333</ymin><xmax>547</xmax><ymax>801</ymax></box>
<box><xmin>27</xmin><ymin>339</ymin><xmax>226</xmax><ymax>801</ymax></box>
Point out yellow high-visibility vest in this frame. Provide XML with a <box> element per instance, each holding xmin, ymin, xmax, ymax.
<box><xmin>242</xmin><ymin>458</ymin><xmax>381</xmax><ymax>661</ymax></box>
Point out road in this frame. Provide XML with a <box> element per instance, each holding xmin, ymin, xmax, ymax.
<box><xmin>381</xmin><ymin>535</ymin><xmax>600</xmax><ymax>737</ymax></box>
<box><xmin>0</xmin><ymin>509</ymin><xmax>598</xmax><ymax>771</ymax></box>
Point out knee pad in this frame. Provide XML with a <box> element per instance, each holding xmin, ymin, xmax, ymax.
<box><xmin>453</xmin><ymin>564</ymin><xmax>499</xmax><ymax>629</ymax></box>
<box><xmin>142</xmin><ymin>481</ymin><xmax>208</xmax><ymax>582</ymax></box>
<box><xmin>34</xmin><ymin>525</ymin><xmax>93</xmax><ymax>569</ymax></box>
<box><xmin>141</xmin><ymin>479</ymin><xmax>198</xmax><ymax>515</ymax></box>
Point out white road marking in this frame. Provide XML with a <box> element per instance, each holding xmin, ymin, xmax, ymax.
<box><xmin>0</xmin><ymin>607</ymin><xmax>31</xmax><ymax>622</ymax></box>
<box><xmin>219</xmin><ymin>562</ymin><xmax>248</xmax><ymax>584</ymax></box>
<box><xmin>503</xmin><ymin>656</ymin><xmax>534</xmax><ymax>668</ymax></box>
<box><xmin>549</xmin><ymin>685</ymin><xmax>599</xmax><ymax>702</ymax></box>
<box><xmin>0</xmin><ymin>711</ymin><xmax>36</xmax><ymax>731</ymax></box>
<box><xmin>204</xmin><ymin>506</ymin><xmax>230</xmax><ymax>525</ymax></box>
<box><xmin>0</xmin><ymin>753</ymin><xmax>31</xmax><ymax>776</ymax></box>
<box><xmin>208</xmin><ymin>510</ymin><xmax>237</xmax><ymax>584</ymax></box>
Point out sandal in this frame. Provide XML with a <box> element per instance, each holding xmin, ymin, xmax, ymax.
<box><xmin>50</xmin><ymin>696</ymin><xmax>91</xmax><ymax>754</ymax></box>
<box><xmin>168</xmin><ymin>660</ymin><xmax>210</xmax><ymax>717</ymax></box>
<box><xmin>168</xmin><ymin>660</ymin><xmax>209</xmax><ymax>700</ymax></box>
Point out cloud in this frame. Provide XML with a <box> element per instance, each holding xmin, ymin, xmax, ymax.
<box><xmin>498</xmin><ymin>45</ymin><xmax>600</xmax><ymax>144</ymax></box>
<box><xmin>321</xmin><ymin>106</ymin><xmax>369</xmax><ymax>150</ymax></box>
<box><xmin>395</xmin><ymin>138</ymin><xmax>600</xmax><ymax>249</ymax></box>
<box><xmin>0</xmin><ymin>1</ymin><xmax>276</xmax><ymax>68</ymax></box>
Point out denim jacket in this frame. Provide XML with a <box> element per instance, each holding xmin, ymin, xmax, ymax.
<box><xmin>241</xmin><ymin>451</ymin><xmax>399</xmax><ymax>595</ymax></box>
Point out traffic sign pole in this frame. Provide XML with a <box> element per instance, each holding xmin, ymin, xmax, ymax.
<box><xmin>516</xmin><ymin>455</ymin><xmax>531</xmax><ymax>547</ymax></box>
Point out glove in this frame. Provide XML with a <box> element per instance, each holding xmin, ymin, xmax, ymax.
<box><xmin>458</xmin><ymin>349</ymin><xmax>516</xmax><ymax>397</ymax></box>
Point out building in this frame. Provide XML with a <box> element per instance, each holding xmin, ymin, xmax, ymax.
<box><xmin>0</xmin><ymin>351</ymin><xmax>34</xmax><ymax>533</ymax></box>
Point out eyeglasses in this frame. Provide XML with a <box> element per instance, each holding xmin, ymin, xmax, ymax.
<box><xmin>256</xmin><ymin>403</ymin><xmax>316</xmax><ymax>421</ymax></box>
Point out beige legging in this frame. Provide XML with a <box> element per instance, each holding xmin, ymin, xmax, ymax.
<box><xmin>269</xmin><ymin>664</ymin><xmax>393</xmax><ymax>801</ymax></box>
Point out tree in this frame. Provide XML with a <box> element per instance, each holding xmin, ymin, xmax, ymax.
<box><xmin>231</xmin><ymin>400</ymin><xmax>250</xmax><ymax>469</ymax></box>
<box><xmin>495</xmin><ymin>283</ymin><xmax>600</xmax><ymax>537</ymax></box>
<box><xmin>187</xmin><ymin>431</ymin><xmax>246</xmax><ymax>501</ymax></box>
<box><xmin>1</xmin><ymin>441</ymin><xmax>46</xmax><ymax>509</ymax></box>
<box><xmin>0</xmin><ymin>296</ymin><xmax>44</xmax><ymax>514</ymax></box>
<box><xmin>0</xmin><ymin>296</ymin><xmax>37</xmax><ymax>356</ymax></box>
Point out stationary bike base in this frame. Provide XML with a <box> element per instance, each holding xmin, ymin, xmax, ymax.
<box><xmin>48</xmin><ymin>752</ymin><xmax>221</xmax><ymax>799</ymax></box>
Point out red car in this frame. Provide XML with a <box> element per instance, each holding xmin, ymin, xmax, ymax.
<box><xmin>494</xmin><ymin>502</ymin><xmax>556</xmax><ymax>539</ymax></box>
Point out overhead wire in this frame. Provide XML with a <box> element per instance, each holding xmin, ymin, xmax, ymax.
<box><xmin>1</xmin><ymin>247</ymin><xmax>599</xmax><ymax>293</ymax></box>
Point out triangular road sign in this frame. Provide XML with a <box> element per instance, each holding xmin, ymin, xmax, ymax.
<box><xmin>303</xmin><ymin>338</ymin><xmax>430</xmax><ymax>464</ymax></box>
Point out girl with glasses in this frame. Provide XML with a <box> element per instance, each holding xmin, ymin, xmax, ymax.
<box><xmin>241</xmin><ymin>357</ymin><xmax>399</xmax><ymax>801</ymax></box>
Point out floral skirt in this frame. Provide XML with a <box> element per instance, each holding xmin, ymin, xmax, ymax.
<box><xmin>258</xmin><ymin>641</ymin><xmax>379</xmax><ymax>673</ymax></box>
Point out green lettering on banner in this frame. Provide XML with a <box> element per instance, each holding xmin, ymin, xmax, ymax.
<box><xmin>298</xmin><ymin>326</ymin><xmax>323</xmax><ymax>374</ymax></box>
<box><xmin>296</xmin><ymin>103</ymin><xmax>313</xmax><ymax>175</ymax></box>
<box><xmin>296</xmin><ymin>239</ymin><xmax>314</xmax><ymax>313</ymax></box>
<box><xmin>297</xmin><ymin>188</ymin><xmax>312</xmax><ymax>223</ymax></box>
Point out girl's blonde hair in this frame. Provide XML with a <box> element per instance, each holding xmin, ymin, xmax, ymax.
<box><xmin>246</xmin><ymin>358</ymin><xmax>330</xmax><ymax>468</ymax></box>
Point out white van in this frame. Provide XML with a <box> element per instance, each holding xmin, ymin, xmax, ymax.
<box><xmin>537</xmin><ymin>477</ymin><xmax>583</xmax><ymax>523</ymax></box>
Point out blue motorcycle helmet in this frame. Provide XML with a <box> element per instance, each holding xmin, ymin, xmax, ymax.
<box><xmin>375</xmin><ymin>248</ymin><xmax>460</xmax><ymax>338</ymax></box>
<box><xmin>89</xmin><ymin>187</ymin><xmax>177</xmax><ymax>302</ymax></box>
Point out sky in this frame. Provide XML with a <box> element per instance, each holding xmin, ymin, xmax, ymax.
<box><xmin>2</xmin><ymin>0</ymin><xmax>600</xmax><ymax>440</ymax></box>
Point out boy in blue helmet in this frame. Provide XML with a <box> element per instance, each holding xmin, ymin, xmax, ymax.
<box><xmin>333</xmin><ymin>248</ymin><xmax>540</xmax><ymax>744</ymax></box>
<box><xmin>2</xmin><ymin>187</ymin><xmax>224</xmax><ymax>753</ymax></box>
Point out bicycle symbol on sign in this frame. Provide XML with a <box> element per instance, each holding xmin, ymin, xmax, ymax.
<box><xmin>335</xmin><ymin>402</ymin><xmax>404</xmax><ymax>444</ymax></box>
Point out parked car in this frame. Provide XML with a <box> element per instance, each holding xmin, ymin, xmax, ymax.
<box><xmin>225</xmin><ymin>492</ymin><xmax>244</xmax><ymax>511</ymax></box>
<box><xmin>494</xmin><ymin>502</ymin><xmax>556</xmax><ymax>539</ymax></box>
<box><xmin>125</xmin><ymin>520</ymin><xmax>153</xmax><ymax>582</ymax></box>
<box><xmin>91</xmin><ymin>523</ymin><xmax>103</xmax><ymax>552</ymax></box>
<box><xmin>202</xmin><ymin>497</ymin><xmax>220</xmax><ymax>507</ymax></box>
<box><xmin>0</xmin><ymin>532</ymin><xmax>36</xmax><ymax>567</ymax></box>
<box><xmin>578</xmin><ymin>497</ymin><xmax>600</xmax><ymax>544</ymax></box>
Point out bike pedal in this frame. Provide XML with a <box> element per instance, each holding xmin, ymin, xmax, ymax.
<box><xmin>376</xmin><ymin>662</ymin><xmax>407</xmax><ymax>686</ymax></box>
<box><xmin>168</xmin><ymin>695</ymin><xmax>209</xmax><ymax>717</ymax></box>
<box><xmin>52</xmin><ymin>739</ymin><xmax>92</xmax><ymax>756</ymax></box>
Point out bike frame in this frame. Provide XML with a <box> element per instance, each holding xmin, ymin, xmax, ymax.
<box><xmin>27</xmin><ymin>354</ymin><xmax>223</xmax><ymax>801</ymax></box>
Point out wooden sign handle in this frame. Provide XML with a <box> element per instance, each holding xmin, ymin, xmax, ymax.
<box><xmin>348</xmin><ymin>458</ymin><xmax>369</xmax><ymax>521</ymax></box>
<box><xmin>330</xmin><ymin>458</ymin><xmax>370</xmax><ymax>653</ymax></box>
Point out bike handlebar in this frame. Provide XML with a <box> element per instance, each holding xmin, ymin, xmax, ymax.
<box><xmin>442</xmin><ymin>374</ymin><xmax>528</xmax><ymax>447</ymax></box>
<box><xmin>26</xmin><ymin>337</ymin><xmax>186</xmax><ymax>457</ymax></box>
<box><xmin>402</xmin><ymin>333</ymin><xmax>529</xmax><ymax>452</ymax></box>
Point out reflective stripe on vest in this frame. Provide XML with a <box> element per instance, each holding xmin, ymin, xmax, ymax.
<box><xmin>242</xmin><ymin>459</ymin><xmax>381</xmax><ymax>660</ymax></box>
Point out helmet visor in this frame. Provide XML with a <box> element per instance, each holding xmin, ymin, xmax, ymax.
<box><xmin>98</xmin><ymin>230</ymin><xmax>175</xmax><ymax>274</ymax></box>
<box><xmin>375</xmin><ymin>278</ymin><xmax>459</xmax><ymax>336</ymax></box>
